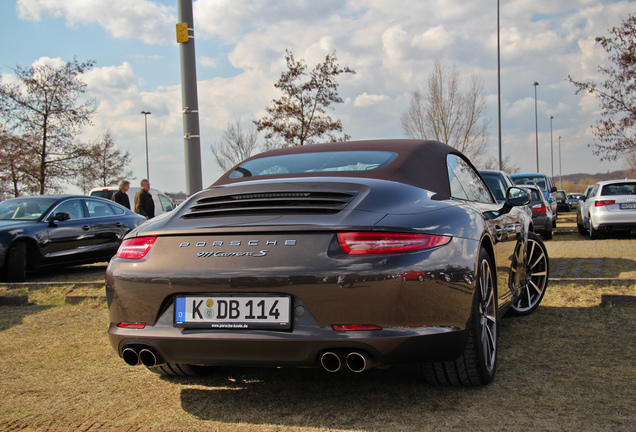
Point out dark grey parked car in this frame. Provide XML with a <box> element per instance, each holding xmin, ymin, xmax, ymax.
<box><xmin>106</xmin><ymin>140</ymin><xmax>550</xmax><ymax>387</ymax></box>
<box><xmin>521</xmin><ymin>185</ymin><xmax>554</xmax><ymax>240</ymax></box>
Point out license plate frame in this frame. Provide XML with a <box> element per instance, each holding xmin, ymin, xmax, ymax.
<box><xmin>174</xmin><ymin>294</ymin><xmax>291</xmax><ymax>330</ymax></box>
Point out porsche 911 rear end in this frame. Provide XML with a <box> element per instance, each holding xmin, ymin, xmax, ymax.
<box><xmin>106</xmin><ymin>179</ymin><xmax>478</xmax><ymax>376</ymax></box>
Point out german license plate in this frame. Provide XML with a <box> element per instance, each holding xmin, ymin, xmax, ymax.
<box><xmin>174</xmin><ymin>295</ymin><xmax>291</xmax><ymax>329</ymax></box>
<box><xmin>620</xmin><ymin>203</ymin><xmax>636</xmax><ymax>209</ymax></box>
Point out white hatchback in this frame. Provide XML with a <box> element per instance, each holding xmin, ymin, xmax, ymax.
<box><xmin>577</xmin><ymin>179</ymin><xmax>636</xmax><ymax>239</ymax></box>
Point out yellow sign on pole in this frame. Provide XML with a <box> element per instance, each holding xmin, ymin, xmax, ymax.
<box><xmin>176</xmin><ymin>23</ymin><xmax>189</xmax><ymax>43</ymax></box>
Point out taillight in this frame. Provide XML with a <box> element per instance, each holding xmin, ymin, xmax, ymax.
<box><xmin>116</xmin><ymin>236</ymin><xmax>157</xmax><ymax>259</ymax></box>
<box><xmin>117</xmin><ymin>322</ymin><xmax>146</xmax><ymax>329</ymax></box>
<box><xmin>532</xmin><ymin>203</ymin><xmax>548</xmax><ymax>213</ymax></box>
<box><xmin>337</xmin><ymin>232</ymin><xmax>451</xmax><ymax>255</ymax></box>
<box><xmin>595</xmin><ymin>200</ymin><xmax>615</xmax><ymax>207</ymax></box>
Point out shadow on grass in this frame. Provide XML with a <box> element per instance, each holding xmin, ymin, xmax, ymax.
<box><xmin>175</xmin><ymin>305</ymin><xmax>634</xmax><ymax>431</ymax></box>
<box><xmin>0</xmin><ymin>304</ymin><xmax>52</xmax><ymax>332</ymax></box>
<box><xmin>550</xmin><ymin>257</ymin><xmax>636</xmax><ymax>278</ymax></box>
<box><xmin>552</xmin><ymin>231</ymin><xmax>636</xmax><ymax>242</ymax></box>
<box><xmin>25</xmin><ymin>262</ymin><xmax>108</xmax><ymax>283</ymax></box>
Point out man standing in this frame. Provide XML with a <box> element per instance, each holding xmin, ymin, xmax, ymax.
<box><xmin>111</xmin><ymin>180</ymin><xmax>131</xmax><ymax>209</ymax></box>
<box><xmin>134</xmin><ymin>179</ymin><xmax>155</xmax><ymax>219</ymax></box>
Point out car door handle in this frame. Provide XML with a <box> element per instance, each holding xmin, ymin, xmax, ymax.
<box><xmin>82</xmin><ymin>225</ymin><xmax>90</xmax><ymax>231</ymax></box>
<box><xmin>115</xmin><ymin>222</ymin><xmax>123</xmax><ymax>227</ymax></box>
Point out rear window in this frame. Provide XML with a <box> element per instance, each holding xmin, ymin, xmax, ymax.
<box><xmin>512</xmin><ymin>176</ymin><xmax>548</xmax><ymax>192</ymax></box>
<box><xmin>601</xmin><ymin>182</ymin><xmax>636</xmax><ymax>196</ymax></box>
<box><xmin>229</xmin><ymin>151</ymin><xmax>398</xmax><ymax>179</ymax></box>
<box><xmin>90</xmin><ymin>190</ymin><xmax>114</xmax><ymax>199</ymax></box>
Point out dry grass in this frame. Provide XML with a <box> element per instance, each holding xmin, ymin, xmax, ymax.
<box><xmin>0</xmin><ymin>283</ymin><xmax>634</xmax><ymax>432</ymax></box>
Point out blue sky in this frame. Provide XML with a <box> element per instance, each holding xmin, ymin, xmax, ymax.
<box><xmin>1</xmin><ymin>0</ymin><xmax>634</xmax><ymax>194</ymax></box>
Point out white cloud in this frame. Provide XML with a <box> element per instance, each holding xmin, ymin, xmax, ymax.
<box><xmin>353</xmin><ymin>93</ymin><xmax>390</xmax><ymax>108</ymax></box>
<box><xmin>17</xmin><ymin>0</ymin><xmax>175</xmax><ymax>44</ymax></box>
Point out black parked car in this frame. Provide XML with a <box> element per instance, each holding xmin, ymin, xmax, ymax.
<box><xmin>0</xmin><ymin>195</ymin><xmax>146</xmax><ymax>282</ymax></box>
<box><xmin>106</xmin><ymin>140</ymin><xmax>550</xmax><ymax>386</ymax></box>
<box><xmin>556</xmin><ymin>190</ymin><xmax>569</xmax><ymax>212</ymax></box>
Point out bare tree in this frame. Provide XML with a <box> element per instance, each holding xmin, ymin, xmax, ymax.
<box><xmin>0</xmin><ymin>130</ymin><xmax>38</xmax><ymax>198</ymax></box>
<box><xmin>255</xmin><ymin>50</ymin><xmax>355</xmax><ymax>149</ymax></box>
<box><xmin>401</xmin><ymin>58</ymin><xmax>489</xmax><ymax>164</ymax></box>
<box><xmin>482</xmin><ymin>154</ymin><xmax>520</xmax><ymax>174</ymax></box>
<box><xmin>72</xmin><ymin>130</ymin><xmax>134</xmax><ymax>194</ymax></box>
<box><xmin>568</xmin><ymin>14</ymin><xmax>636</xmax><ymax>161</ymax></box>
<box><xmin>0</xmin><ymin>58</ymin><xmax>97</xmax><ymax>194</ymax></box>
<box><xmin>625</xmin><ymin>151</ymin><xmax>636</xmax><ymax>177</ymax></box>
<box><xmin>212</xmin><ymin>119</ymin><xmax>260</xmax><ymax>171</ymax></box>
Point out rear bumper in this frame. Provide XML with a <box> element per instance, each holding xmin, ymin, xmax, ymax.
<box><xmin>108</xmin><ymin>300</ymin><xmax>469</xmax><ymax>367</ymax></box>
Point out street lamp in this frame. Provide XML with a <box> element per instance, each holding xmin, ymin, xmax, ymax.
<box><xmin>549</xmin><ymin>115</ymin><xmax>554</xmax><ymax>179</ymax></box>
<box><xmin>532</xmin><ymin>82</ymin><xmax>539</xmax><ymax>173</ymax></box>
<box><xmin>141</xmin><ymin>111</ymin><xmax>151</xmax><ymax>180</ymax></box>
<box><xmin>497</xmin><ymin>0</ymin><xmax>502</xmax><ymax>170</ymax></box>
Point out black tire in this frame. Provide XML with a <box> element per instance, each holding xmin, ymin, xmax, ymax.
<box><xmin>577</xmin><ymin>222</ymin><xmax>587</xmax><ymax>235</ymax></box>
<box><xmin>146</xmin><ymin>363</ymin><xmax>214</xmax><ymax>377</ymax></box>
<box><xmin>508</xmin><ymin>232</ymin><xmax>549</xmax><ymax>316</ymax></box>
<box><xmin>542</xmin><ymin>228</ymin><xmax>552</xmax><ymax>240</ymax></box>
<box><xmin>421</xmin><ymin>248</ymin><xmax>497</xmax><ymax>386</ymax></box>
<box><xmin>5</xmin><ymin>242</ymin><xmax>27</xmax><ymax>282</ymax></box>
<box><xmin>589</xmin><ymin>215</ymin><xmax>601</xmax><ymax>239</ymax></box>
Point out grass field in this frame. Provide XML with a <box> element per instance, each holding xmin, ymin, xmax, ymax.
<box><xmin>0</xmin><ymin>282</ymin><xmax>634</xmax><ymax>432</ymax></box>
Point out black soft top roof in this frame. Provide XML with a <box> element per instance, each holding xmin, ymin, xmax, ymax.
<box><xmin>213</xmin><ymin>139</ymin><xmax>467</xmax><ymax>196</ymax></box>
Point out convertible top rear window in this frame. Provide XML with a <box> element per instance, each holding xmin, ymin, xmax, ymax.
<box><xmin>229</xmin><ymin>151</ymin><xmax>398</xmax><ymax>179</ymax></box>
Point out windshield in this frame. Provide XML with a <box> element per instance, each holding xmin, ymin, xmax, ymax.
<box><xmin>0</xmin><ymin>198</ymin><xmax>58</xmax><ymax>221</ymax></box>
<box><xmin>512</xmin><ymin>176</ymin><xmax>548</xmax><ymax>192</ymax></box>
<box><xmin>229</xmin><ymin>151</ymin><xmax>398</xmax><ymax>178</ymax></box>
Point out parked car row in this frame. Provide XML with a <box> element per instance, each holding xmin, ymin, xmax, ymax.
<box><xmin>479</xmin><ymin>170</ymin><xmax>557</xmax><ymax>241</ymax></box>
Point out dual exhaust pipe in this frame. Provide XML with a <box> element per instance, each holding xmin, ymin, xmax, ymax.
<box><xmin>320</xmin><ymin>350</ymin><xmax>375</xmax><ymax>373</ymax></box>
<box><xmin>122</xmin><ymin>347</ymin><xmax>162</xmax><ymax>367</ymax></box>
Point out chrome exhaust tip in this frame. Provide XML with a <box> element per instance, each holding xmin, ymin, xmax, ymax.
<box><xmin>320</xmin><ymin>351</ymin><xmax>344</xmax><ymax>373</ymax></box>
<box><xmin>122</xmin><ymin>348</ymin><xmax>140</xmax><ymax>366</ymax></box>
<box><xmin>346</xmin><ymin>351</ymin><xmax>373</xmax><ymax>373</ymax></box>
<box><xmin>138</xmin><ymin>349</ymin><xmax>158</xmax><ymax>367</ymax></box>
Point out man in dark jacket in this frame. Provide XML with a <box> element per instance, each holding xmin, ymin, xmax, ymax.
<box><xmin>111</xmin><ymin>180</ymin><xmax>131</xmax><ymax>209</ymax></box>
<box><xmin>134</xmin><ymin>179</ymin><xmax>155</xmax><ymax>219</ymax></box>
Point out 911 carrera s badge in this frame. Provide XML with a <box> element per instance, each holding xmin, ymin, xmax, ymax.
<box><xmin>196</xmin><ymin>250</ymin><xmax>268</xmax><ymax>258</ymax></box>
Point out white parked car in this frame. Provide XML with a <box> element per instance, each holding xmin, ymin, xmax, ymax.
<box><xmin>89</xmin><ymin>186</ymin><xmax>175</xmax><ymax>217</ymax></box>
<box><xmin>577</xmin><ymin>179</ymin><xmax>636</xmax><ymax>239</ymax></box>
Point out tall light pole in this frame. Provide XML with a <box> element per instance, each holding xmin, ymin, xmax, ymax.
<box><xmin>141</xmin><ymin>111</ymin><xmax>151</xmax><ymax>180</ymax></box>
<box><xmin>497</xmin><ymin>0</ymin><xmax>502</xmax><ymax>170</ymax></box>
<box><xmin>532</xmin><ymin>82</ymin><xmax>539</xmax><ymax>173</ymax></box>
<box><xmin>558</xmin><ymin>136</ymin><xmax>562</xmax><ymax>190</ymax></box>
<box><xmin>549</xmin><ymin>115</ymin><xmax>554</xmax><ymax>179</ymax></box>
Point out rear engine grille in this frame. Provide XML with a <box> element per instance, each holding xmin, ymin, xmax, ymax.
<box><xmin>183</xmin><ymin>191</ymin><xmax>358</xmax><ymax>218</ymax></box>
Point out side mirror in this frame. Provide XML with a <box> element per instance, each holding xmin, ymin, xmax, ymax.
<box><xmin>550</xmin><ymin>186</ymin><xmax>557</xmax><ymax>193</ymax></box>
<box><xmin>505</xmin><ymin>187</ymin><xmax>530</xmax><ymax>207</ymax></box>
<box><xmin>48</xmin><ymin>212</ymin><xmax>70</xmax><ymax>227</ymax></box>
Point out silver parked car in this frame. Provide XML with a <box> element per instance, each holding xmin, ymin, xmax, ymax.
<box><xmin>577</xmin><ymin>180</ymin><xmax>636</xmax><ymax>239</ymax></box>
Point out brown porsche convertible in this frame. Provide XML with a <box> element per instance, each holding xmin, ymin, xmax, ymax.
<box><xmin>106</xmin><ymin>140</ymin><xmax>549</xmax><ymax>386</ymax></box>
